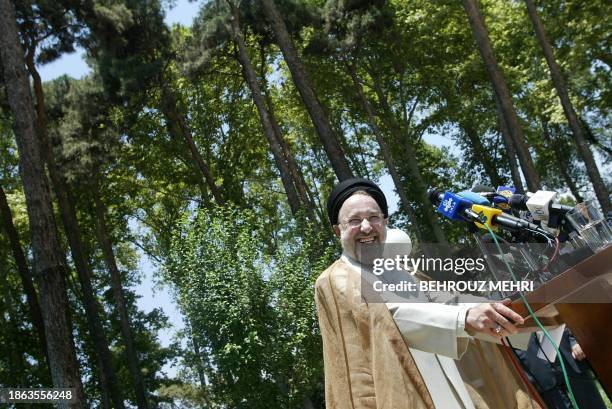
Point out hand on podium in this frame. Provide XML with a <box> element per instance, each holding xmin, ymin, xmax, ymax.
<box><xmin>465</xmin><ymin>299</ymin><xmax>525</xmax><ymax>338</ymax></box>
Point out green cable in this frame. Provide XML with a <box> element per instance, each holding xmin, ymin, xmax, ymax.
<box><xmin>482</xmin><ymin>223</ymin><xmax>580</xmax><ymax>409</ymax></box>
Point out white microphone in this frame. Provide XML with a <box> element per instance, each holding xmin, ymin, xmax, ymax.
<box><xmin>526</xmin><ymin>190</ymin><xmax>558</xmax><ymax>223</ymax></box>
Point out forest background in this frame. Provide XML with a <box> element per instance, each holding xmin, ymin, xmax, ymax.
<box><xmin>0</xmin><ymin>0</ymin><xmax>610</xmax><ymax>408</ymax></box>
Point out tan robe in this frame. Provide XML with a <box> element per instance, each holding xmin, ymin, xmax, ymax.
<box><xmin>315</xmin><ymin>258</ymin><xmax>544</xmax><ymax>409</ymax></box>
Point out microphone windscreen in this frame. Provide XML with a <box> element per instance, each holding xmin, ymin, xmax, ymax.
<box><xmin>427</xmin><ymin>188</ymin><xmax>444</xmax><ymax>205</ymax></box>
<box><xmin>508</xmin><ymin>194</ymin><xmax>528</xmax><ymax>210</ymax></box>
<box><xmin>457</xmin><ymin>190</ymin><xmax>491</xmax><ymax>205</ymax></box>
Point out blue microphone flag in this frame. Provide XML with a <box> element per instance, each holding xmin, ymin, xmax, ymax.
<box><xmin>436</xmin><ymin>192</ymin><xmax>473</xmax><ymax>221</ymax></box>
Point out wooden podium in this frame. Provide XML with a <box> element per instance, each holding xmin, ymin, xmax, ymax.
<box><xmin>510</xmin><ymin>244</ymin><xmax>612</xmax><ymax>395</ymax></box>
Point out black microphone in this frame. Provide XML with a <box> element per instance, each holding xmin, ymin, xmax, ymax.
<box><xmin>509</xmin><ymin>193</ymin><xmax>574</xmax><ymax>231</ymax></box>
<box><xmin>508</xmin><ymin>194</ymin><xmax>528</xmax><ymax>211</ymax></box>
<box><xmin>427</xmin><ymin>188</ymin><xmax>444</xmax><ymax>206</ymax></box>
<box><xmin>508</xmin><ymin>194</ymin><xmax>573</xmax><ymax>214</ymax></box>
<box><xmin>429</xmin><ymin>188</ymin><xmax>555</xmax><ymax>239</ymax></box>
<box><xmin>487</xmin><ymin>211</ymin><xmax>553</xmax><ymax>236</ymax></box>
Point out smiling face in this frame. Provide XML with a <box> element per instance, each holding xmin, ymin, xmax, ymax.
<box><xmin>334</xmin><ymin>192</ymin><xmax>388</xmax><ymax>264</ymax></box>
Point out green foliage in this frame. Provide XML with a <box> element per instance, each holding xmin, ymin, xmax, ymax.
<box><xmin>165</xmin><ymin>206</ymin><xmax>336</xmax><ymax>407</ymax></box>
<box><xmin>0</xmin><ymin>245</ymin><xmax>49</xmax><ymax>387</ymax></box>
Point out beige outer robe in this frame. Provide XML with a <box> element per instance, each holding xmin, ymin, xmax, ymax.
<box><xmin>315</xmin><ymin>258</ymin><xmax>544</xmax><ymax>409</ymax></box>
<box><xmin>315</xmin><ymin>259</ymin><xmax>436</xmax><ymax>408</ymax></box>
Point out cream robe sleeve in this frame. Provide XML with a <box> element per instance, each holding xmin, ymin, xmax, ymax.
<box><xmin>343</xmin><ymin>253</ymin><xmax>474</xmax><ymax>360</ymax></box>
<box><xmin>387</xmin><ymin>302</ymin><xmax>472</xmax><ymax>359</ymax></box>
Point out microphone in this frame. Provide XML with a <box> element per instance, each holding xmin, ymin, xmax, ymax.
<box><xmin>428</xmin><ymin>188</ymin><xmax>556</xmax><ymax>239</ymax></box>
<box><xmin>465</xmin><ymin>185</ymin><xmax>516</xmax><ymax>212</ymax></box>
<box><xmin>508</xmin><ymin>191</ymin><xmax>574</xmax><ymax>230</ymax></box>
<box><xmin>457</xmin><ymin>190</ymin><xmax>491</xmax><ymax>206</ymax></box>
<box><xmin>427</xmin><ymin>189</ymin><xmax>482</xmax><ymax>222</ymax></box>
<box><xmin>493</xmin><ymin>186</ymin><xmax>516</xmax><ymax>211</ymax></box>
<box><xmin>496</xmin><ymin>186</ymin><xmax>516</xmax><ymax>197</ymax></box>
<box><xmin>470</xmin><ymin>203</ymin><xmax>554</xmax><ymax>237</ymax></box>
<box><xmin>509</xmin><ymin>192</ymin><xmax>573</xmax><ymax>214</ymax></box>
<box><xmin>508</xmin><ymin>193</ymin><xmax>529</xmax><ymax>211</ymax></box>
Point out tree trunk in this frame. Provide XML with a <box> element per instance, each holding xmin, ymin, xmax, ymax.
<box><xmin>0</xmin><ymin>184</ymin><xmax>50</xmax><ymax>370</ymax></box>
<box><xmin>463</xmin><ymin>0</ymin><xmax>540</xmax><ymax>192</ymax></box>
<box><xmin>228</xmin><ymin>6</ymin><xmax>302</xmax><ymax>215</ymax></box>
<box><xmin>271</xmin><ymin>100</ymin><xmax>319</xmax><ymax>221</ymax></box>
<box><xmin>0</xmin><ymin>1</ymin><xmax>85</xmax><ymax>405</ymax></box>
<box><xmin>348</xmin><ymin>64</ymin><xmax>427</xmax><ymax>244</ymax></box>
<box><xmin>0</xmin><ymin>264</ymin><xmax>30</xmax><ymax>388</ymax></box>
<box><xmin>256</xmin><ymin>43</ymin><xmax>319</xmax><ymax>221</ymax></box>
<box><xmin>349</xmin><ymin>121</ymin><xmax>374</xmax><ymax>180</ymax></box>
<box><xmin>493</xmin><ymin>92</ymin><xmax>524</xmax><ymax>192</ymax></box>
<box><xmin>304</xmin><ymin>157</ymin><xmax>331</xmax><ymax>228</ymax></box>
<box><xmin>461</xmin><ymin>123</ymin><xmax>504</xmax><ymax>188</ymax></box>
<box><xmin>261</xmin><ymin>0</ymin><xmax>354</xmax><ymax>181</ymax></box>
<box><xmin>370</xmin><ymin>77</ymin><xmax>449</xmax><ymax>245</ymax></box>
<box><xmin>25</xmin><ymin>46</ymin><xmax>124</xmax><ymax>409</ymax></box>
<box><xmin>540</xmin><ymin>120</ymin><xmax>583</xmax><ymax>202</ymax></box>
<box><xmin>257</xmin><ymin>43</ymin><xmax>318</xmax><ymax>221</ymax></box>
<box><xmin>525</xmin><ymin>0</ymin><xmax>610</xmax><ymax>212</ymax></box>
<box><xmin>266</xmin><ymin>92</ymin><xmax>319</xmax><ymax>216</ymax></box>
<box><xmin>91</xmin><ymin>172</ymin><xmax>150</xmax><ymax>409</ymax></box>
<box><xmin>159</xmin><ymin>83</ymin><xmax>225</xmax><ymax>206</ymax></box>
<box><xmin>185</xmin><ymin>318</ymin><xmax>214</xmax><ymax>408</ymax></box>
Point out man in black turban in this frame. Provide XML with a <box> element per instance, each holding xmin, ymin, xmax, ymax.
<box><xmin>326</xmin><ymin>178</ymin><xmax>389</xmax><ymax>225</ymax></box>
<box><xmin>326</xmin><ymin>178</ymin><xmax>389</xmax><ymax>264</ymax></box>
<box><xmin>314</xmin><ymin>178</ymin><xmax>529</xmax><ymax>409</ymax></box>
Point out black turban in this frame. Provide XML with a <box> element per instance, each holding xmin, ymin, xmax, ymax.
<box><xmin>327</xmin><ymin>178</ymin><xmax>388</xmax><ymax>225</ymax></box>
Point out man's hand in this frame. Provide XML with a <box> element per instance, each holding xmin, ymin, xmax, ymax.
<box><xmin>572</xmin><ymin>343</ymin><xmax>586</xmax><ymax>361</ymax></box>
<box><xmin>465</xmin><ymin>299</ymin><xmax>525</xmax><ymax>338</ymax></box>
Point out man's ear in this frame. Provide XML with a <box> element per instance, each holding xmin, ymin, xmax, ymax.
<box><xmin>333</xmin><ymin>225</ymin><xmax>341</xmax><ymax>237</ymax></box>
